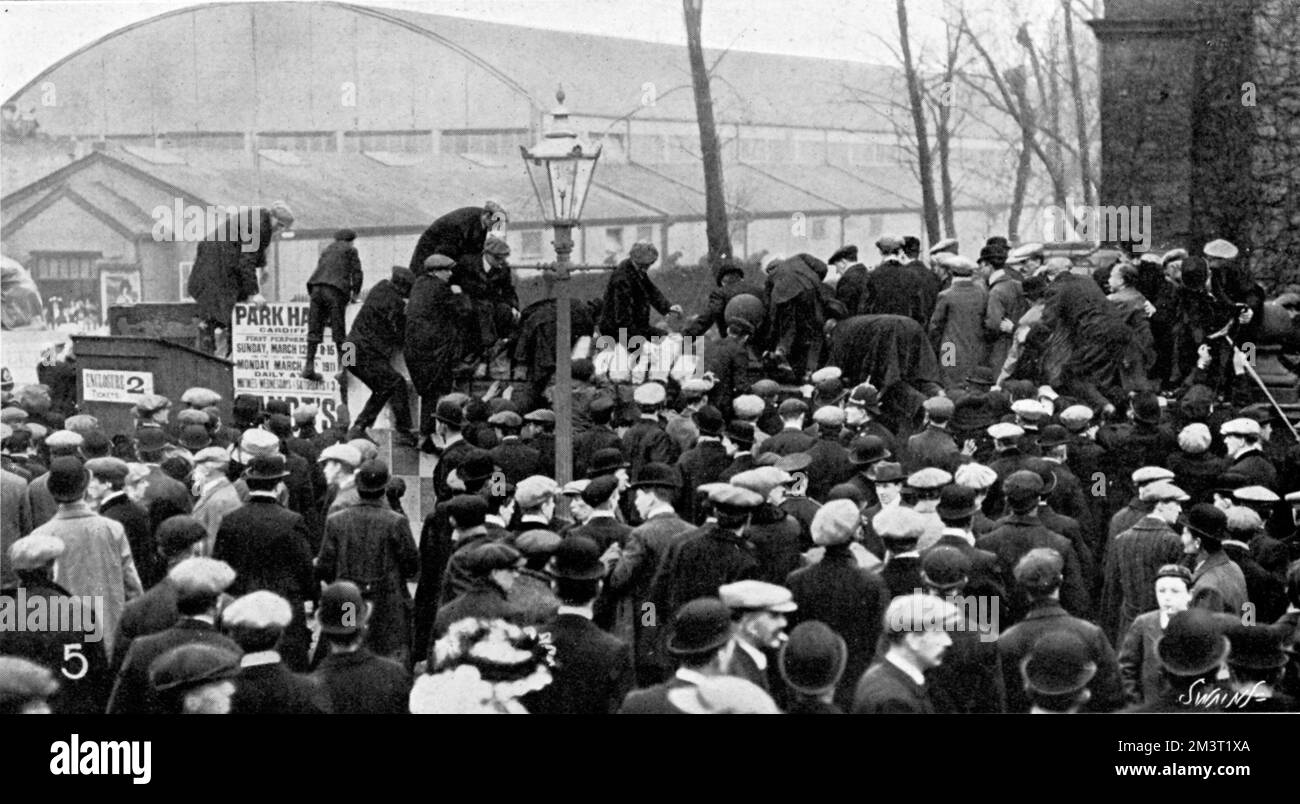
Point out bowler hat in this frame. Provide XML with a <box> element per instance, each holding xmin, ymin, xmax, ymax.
<box><xmin>1131</xmin><ymin>392</ymin><xmax>1162</xmax><ymax>425</ymax></box>
<box><xmin>47</xmin><ymin>456</ymin><xmax>89</xmax><ymax>502</ymax></box>
<box><xmin>134</xmin><ymin>427</ymin><xmax>169</xmax><ymax>453</ymax></box>
<box><xmin>865</xmin><ymin>460</ymin><xmax>904</xmax><ymax>483</ymax></box>
<box><xmin>244</xmin><ymin>454</ymin><xmax>289</xmax><ymax>480</ymax></box>
<box><xmin>936</xmin><ymin>484</ymin><xmax>979</xmax><ymax>520</ymax></box>
<box><xmin>156</xmin><ymin>515</ymin><xmax>209</xmax><ymax>557</ymax></box>
<box><xmin>549</xmin><ymin>535</ymin><xmax>607</xmax><ymax>581</ymax></box>
<box><xmin>724</xmin><ymin>421</ymin><xmax>755</xmax><ymax>447</ymax></box>
<box><xmin>965</xmin><ymin>367</ymin><xmax>996</xmax><ymax>389</ymax></box>
<box><xmin>580</xmin><ymin>474</ymin><xmax>619</xmax><ymax>507</ymax></box>
<box><xmin>1155</xmin><ymin>609</ymin><xmax>1230</xmax><ymax>676</ymax></box>
<box><xmin>433</xmin><ymin>398</ymin><xmax>464</xmax><ymax>427</ymax></box>
<box><xmin>629</xmin><ymin>462</ymin><xmax>680</xmax><ymax>490</ymax></box>
<box><xmin>458</xmin><ymin>450</ymin><xmax>496</xmax><ymax>485</ymax></box>
<box><xmin>693</xmin><ymin>405</ymin><xmax>724</xmax><ymax>437</ymax></box>
<box><xmin>1038</xmin><ymin>424</ymin><xmax>1070</xmax><ymax>449</ymax></box>
<box><xmin>778</xmin><ymin>621</ymin><xmax>848</xmax><ymax>696</ymax></box>
<box><xmin>444</xmin><ymin>494</ymin><xmax>488</xmax><ymax>528</ymax></box>
<box><xmin>179</xmin><ymin>425</ymin><xmax>211</xmax><ymax>451</ymax></box>
<box><xmin>318</xmin><ymin>581</ymin><xmax>370</xmax><ymax>635</ymax></box>
<box><xmin>1020</xmin><ymin>631</ymin><xmax>1097</xmax><ymax>696</ymax></box>
<box><xmin>587</xmin><ymin>448</ymin><xmax>629</xmax><ymax>478</ymax></box>
<box><xmin>666</xmin><ymin>598</ymin><xmax>733</xmax><ymax>656</ymax></box>
<box><xmin>356</xmin><ymin>459</ymin><xmax>391</xmax><ymax>495</ymax></box>
<box><xmin>921</xmin><ymin>545</ymin><xmax>971</xmax><ymax>591</ymax></box>
<box><xmin>849</xmin><ymin>435</ymin><xmax>891</xmax><ymax>466</ymax></box>
<box><xmin>1224</xmin><ymin>625</ymin><xmax>1288</xmax><ymax>670</ymax></box>
<box><xmin>1178</xmin><ymin>503</ymin><xmax>1227</xmax><ymax>542</ymax></box>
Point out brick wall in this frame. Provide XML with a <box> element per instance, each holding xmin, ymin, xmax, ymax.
<box><xmin>1249</xmin><ymin>0</ymin><xmax>1300</xmax><ymax>289</ymax></box>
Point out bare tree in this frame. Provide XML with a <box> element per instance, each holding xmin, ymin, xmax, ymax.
<box><xmin>1061</xmin><ymin>0</ymin><xmax>1095</xmax><ymax>206</ymax></box>
<box><xmin>683</xmin><ymin>0</ymin><xmax>733</xmax><ymax>268</ymax></box>
<box><xmin>896</xmin><ymin>0</ymin><xmax>942</xmax><ymax>244</ymax></box>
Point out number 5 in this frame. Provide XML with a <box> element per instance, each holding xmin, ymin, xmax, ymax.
<box><xmin>62</xmin><ymin>644</ymin><xmax>88</xmax><ymax>680</ymax></box>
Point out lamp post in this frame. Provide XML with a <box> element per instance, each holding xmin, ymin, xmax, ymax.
<box><xmin>521</xmin><ymin>88</ymin><xmax>602</xmax><ymax>507</ymax></box>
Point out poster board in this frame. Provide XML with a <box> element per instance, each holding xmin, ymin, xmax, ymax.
<box><xmin>230</xmin><ymin>302</ymin><xmax>342</xmax><ymax>429</ymax></box>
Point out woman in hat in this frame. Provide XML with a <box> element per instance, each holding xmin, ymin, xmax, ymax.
<box><xmin>409</xmin><ymin>617</ymin><xmax>554</xmax><ymax>714</ymax></box>
<box><xmin>1116</xmin><ymin>564</ymin><xmax>1193</xmax><ymax>705</ymax></box>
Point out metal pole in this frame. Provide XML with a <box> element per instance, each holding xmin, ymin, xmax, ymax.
<box><xmin>1224</xmin><ymin>333</ymin><xmax>1300</xmax><ymax>442</ymax></box>
<box><xmin>553</xmin><ymin>224</ymin><xmax>574</xmax><ymax>517</ymax></box>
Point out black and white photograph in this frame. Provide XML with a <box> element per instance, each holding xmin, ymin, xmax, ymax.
<box><xmin>0</xmin><ymin>0</ymin><xmax>1296</xmax><ymax>776</ymax></box>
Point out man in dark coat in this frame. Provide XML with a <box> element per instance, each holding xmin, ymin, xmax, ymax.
<box><xmin>829</xmin><ymin>245</ymin><xmax>869</xmax><ymax>316</ymax></box>
<box><xmin>702</xmin><ymin>319</ymin><xmax>757</xmax><ymax>420</ymax></box>
<box><xmin>573</xmin><ymin>398</ymin><xmax>622</xmax><ymax>480</ymax></box>
<box><xmin>904</xmin><ymin>396</ymin><xmax>960</xmax><ymax>474</ymax></box>
<box><xmin>187</xmin><ymin>203</ymin><xmax>293</xmax><ymax>356</ymax></box>
<box><xmin>764</xmin><ymin>253</ymin><xmax>831</xmax><ymax>380</ymax></box>
<box><xmin>997</xmin><ymin>548</ymin><xmax>1124</xmax><ymax>713</ymax></box>
<box><xmin>683</xmin><ymin>258</ymin><xmax>765</xmax><ymax>338</ymax></box>
<box><xmin>312</xmin><ymin>582</ymin><xmax>412</xmax><ymax>713</ymax></box>
<box><xmin>598</xmin><ymin>241</ymin><xmax>678</xmax><ymax>343</ymax></box>
<box><xmin>405</xmin><ymin>256</ymin><xmax>463</xmax><ymax>445</ymax></box>
<box><xmin>648</xmin><ymin>486</ymin><xmax>762</xmax><ymax>618</ymax></box>
<box><xmin>316</xmin><ymin>460</ymin><xmax>419</xmax><ymax>665</ymax></box>
<box><xmin>488</xmin><ymin>411</ymin><xmax>542</xmax><ymax>485</ymax></box>
<box><xmin>432</xmin><ymin>543</ymin><xmax>525</xmax><ymax>642</ymax></box>
<box><xmin>107</xmin><ymin>556</ymin><xmax>240</xmax><ymax>714</ymax></box>
<box><xmin>223</xmin><ymin>590</ymin><xmax>331</xmax><ymax>714</ymax></box>
<box><xmin>343</xmin><ymin>266</ymin><xmax>416</xmax><ymax>447</ymax></box>
<box><xmin>786</xmin><ymin>500</ymin><xmax>890</xmax><ymax>710</ymax></box>
<box><xmin>862</xmin><ymin>236</ymin><xmax>928</xmax><ymax>324</ymax></box>
<box><xmin>805</xmin><ymin>408</ymin><xmax>855</xmax><ymax>502</ymax></box>
<box><xmin>302</xmin><ymin>228</ymin><xmax>363</xmax><ymax>382</ymax></box>
<box><xmin>110</xmin><ymin>516</ymin><xmax>210</xmax><ymax>667</ymax></box>
<box><xmin>622</xmin><ymin>383</ymin><xmax>681</xmax><ymax>484</ymax></box>
<box><xmin>524</xmin><ymin>537</ymin><xmax>634</xmax><ymax>714</ymax></box>
<box><xmin>407</xmin><ymin>202</ymin><xmax>505</xmax><ymax>279</ymax></box>
<box><xmin>88</xmin><ymin>456</ymin><xmax>161</xmax><ymax>590</ymax></box>
<box><xmin>919</xmin><ymin>547</ymin><xmax>1006</xmax><ymax>714</ymax></box>
<box><xmin>674</xmin><ymin>406</ymin><xmax>732</xmax><ymax>524</ymax></box>
<box><xmin>852</xmin><ymin>593</ymin><xmax>958</xmax><ymax>714</ymax></box>
<box><xmin>929</xmin><ymin>256</ymin><xmax>988</xmax><ymax>391</ymax></box>
<box><xmin>617</xmin><ymin>598</ymin><xmax>740</xmax><ymax>714</ymax></box>
<box><xmin>1222</xmin><ymin>417</ymin><xmax>1278</xmax><ymax>491</ymax></box>
<box><xmin>0</xmin><ymin>534</ymin><xmax>110</xmax><ymax>714</ymax></box>
<box><xmin>212</xmin><ymin>455</ymin><xmax>317</xmax><ymax>671</ymax></box>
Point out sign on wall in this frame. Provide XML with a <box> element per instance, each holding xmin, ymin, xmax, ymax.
<box><xmin>82</xmin><ymin>369</ymin><xmax>154</xmax><ymax>403</ymax></box>
<box><xmin>231</xmin><ymin>302</ymin><xmax>342</xmax><ymax>428</ymax></box>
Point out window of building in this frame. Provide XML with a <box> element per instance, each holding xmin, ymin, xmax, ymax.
<box><xmin>521</xmin><ymin>231</ymin><xmax>544</xmax><ymax>261</ymax></box>
<box><xmin>440</xmin><ymin>129</ymin><xmax>529</xmax><ymax>157</ymax></box>
<box><xmin>29</xmin><ymin>252</ymin><xmax>102</xmax><ymax>320</ymax></box>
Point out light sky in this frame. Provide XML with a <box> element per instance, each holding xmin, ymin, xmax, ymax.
<box><xmin>0</xmin><ymin>0</ymin><xmax>985</xmax><ymax>101</ymax></box>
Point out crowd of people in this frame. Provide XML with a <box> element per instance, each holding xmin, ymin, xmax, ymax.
<box><xmin>2</xmin><ymin>200</ymin><xmax>1298</xmax><ymax>714</ymax></box>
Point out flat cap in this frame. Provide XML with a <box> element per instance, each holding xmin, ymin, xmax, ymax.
<box><xmin>1058</xmin><ymin>405</ymin><xmax>1094</xmax><ymax>431</ymax></box>
<box><xmin>180</xmin><ymin>387</ymin><xmax>222</xmax><ymax>408</ymax></box>
<box><xmin>463</xmin><ymin>542</ymin><xmax>522</xmax><ymax>575</ymax></box>
<box><xmin>523</xmin><ymin>409</ymin><xmax>557</xmax><ymax>425</ymax></box>
<box><xmin>1203</xmin><ymin>239</ymin><xmax>1239</xmax><ymax>260</ymax></box>
<box><xmin>318</xmin><ymin>443</ymin><xmax>362</xmax><ymax>467</ymax></box>
<box><xmin>157</xmin><ymin>515</ymin><xmax>211</xmax><ymax>556</ymax></box>
<box><xmin>874</xmin><ymin>507</ymin><xmax>926</xmax><ymax>541</ymax></box>
<box><xmin>515</xmin><ymin>475</ymin><xmax>559</xmax><ymax>509</ymax></box>
<box><xmin>693</xmin><ymin>405</ymin><xmax>725</xmax><ymax>436</ymax></box>
<box><xmin>729</xmin><ymin>467</ymin><xmax>791</xmax><ymax>499</ymax></box>
<box><xmin>561</xmin><ymin>478</ymin><xmax>591</xmax><ymax>497</ymax></box>
<box><xmin>168</xmin><ymin>556</ymin><xmax>236</xmax><ymax>598</ymax></box>
<box><xmin>1233</xmin><ymin>485</ymin><xmax>1279</xmax><ymax>504</ymax></box>
<box><xmin>942</xmin><ymin>255</ymin><xmax>976</xmax><ymax>277</ymax></box>
<box><xmin>1010</xmin><ymin>399</ymin><xmax>1048</xmax><ymax>422</ymax></box>
<box><xmin>1006</xmin><ymin>242</ymin><xmax>1044</xmax><ymax>265</ymax></box>
<box><xmin>777</xmin><ymin>398</ymin><xmax>808</xmax><ymax>418</ymax></box>
<box><xmin>907</xmin><ymin>467</ymin><xmax>952</xmax><ymax>490</ymax></box>
<box><xmin>0</xmin><ymin>406</ymin><xmax>27</xmax><ymax>424</ymax></box>
<box><xmin>222</xmin><ymin>590</ymin><xmax>293</xmax><ymax>630</ymax></box>
<box><xmin>987</xmin><ymin>422</ymin><xmax>1024</xmax><ymax>440</ymax></box>
<box><xmin>1014</xmin><ymin>547</ymin><xmax>1064</xmax><ymax>591</ymax></box>
<box><xmin>580</xmin><ymin>474</ymin><xmax>619</xmax><ymax>507</ymax></box>
<box><xmin>732</xmin><ymin>395</ymin><xmax>765</xmax><ymax>419</ymax></box>
<box><xmin>953</xmin><ymin>462</ymin><xmax>998</xmax><ymax>491</ymax></box>
<box><xmin>810</xmin><ymin>366</ymin><xmax>842</xmax><ymax>385</ymax></box>
<box><xmin>483</xmin><ymin>235</ymin><xmax>510</xmax><ymax>257</ymax></box>
<box><xmin>45</xmin><ymin>430</ymin><xmax>83</xmax><ymax>450</ymax></box>
<box><xmin>1139</xmin><ymin>481</ymin><xmax>1190</xmax><ymax>503</ymax></box>
<box><xmin>191</xmin><ymin>446</ymin><xmax>230</xmax><ymax>467</ymax></box>
<box><xmin>84</xmin><ymin>456</ymin><xmax>129</xmax><ymax>483</ymax></box>
<box><xmin>514</xmin><ymin>529</ymin><xmax>562</xmax><ymax>557</ymax></box>
<box><xmin>1220</xmin><ymin>417</ymin><xmax>1261</xmax><ymax>437</ymax></box>
<box><xmin>240</xmin><ymin>428</ymin><xmax>281</xmax><ymax>459</ymax></box>
<box><xmin>133</xmin><ymin>393</ymin><xmax>171</xmax><ymax>416</ymax></box>
<box><xmin>751</xmin><ymin>379</ymin><xmax>780</xmax><ymax>397</ymax></box>
<box><xmin>134</xmin><ymin>427</ymin><xmax>169</xmax><ymax>453</ymax></box>
<box><xmin>291</xmin><ymin>404</ymin><xmax>319</xmax><ymax>425</ymax></box>
<box><xmin>423</xmin><ymin>254</ymin><xmax>455</xmax><ymax>270</ymax></box>
<box><xmin>24</xmin><ymin>423</ymin><xmax>47</xmax><ymax>442</ymax></box>
<box><xmin>149</xmin><ymin>643</ymin><xmax>241</xmax><ymax>694</ymax></box>
<box><xmin>8</xmin><ymin>533</ymin><xmax>65</xmax><ymax>571</ymax></box>
<box><xmin>718</xmin><ymin>580</ymin><xmax>797</xmax><ymax>613</ymax></box>
<box><xmin>1132</xmin><ymin>466</ymin><xmax>1176</xmax><ymax>485</ymax></box>
<box><xmin>633</xmin><ymin>382</ymin><xmax>667</xmax><ymax>407</ymax></box>
<box><xmin>706</xmin><ymin>484</ymin><xmax>764</xmax><ymax>511</ymax></box>
<box><xmin>812</xmin><ymin>406</ymin><xmax>845</xmax><ymax>428</ymax></box>
<box><xmin>347</xmin><ymin>438</ymin><xmax>378</xmax><ymax>463</ymax></box>
<box><xmin>63</xmin><ymin>414</ymin><xmax>100</xmax><ymax>433</ymax></box>
<box><xmin>1004</xmin><ymin>469</ymin><xmax>1045</xmax><ymax>496</ymax></box>
<box><xmin>488</xmin><ymin>410</ymin><xmax>523</xmax><ymax>428</ymax></box>
<box><xmin>928</xmin><ymin>238</ymin><xmax>959</xmax><ymax>256</ymax></box>
<box><xmin>1038</xmin><ymin>424</ymin><xmax>1070</xmax><ymax>448</ymax></box>
<box><xmin>923</xmin><ymin>396</ymin><xmax>955</xmax><ymax>419</ymax></box>
<box><xmin>179</xmin><ymin>425</ymin><xmax>212</xmax><ymax>451</ymax></box>
<box><xmin>875</xmin><ymin>235</ymin><xmax>904</xmax><ymax>252</ymax></box>
<box><xmin>444</xmin><ymin>494</ymin><xmax>488</xmax><ymax>528</ymax></box>
<box><xmin>775</xmin><ymin>452</ymin><xmax>812</xmax><ymax>473</ymax></box>
<box><xmin>811</xmin><ymin>499</ymin><xmax>860</xmax><ymax>546</ymax></box>
<box><xmin>0</xmin><ymin>656</ymin><xmax>59</xmax><ymax>707</ymax></box>
<box><xmin>680</xmin><ymin>377</ymin><xmax>713</xmax><ymax>397</ymax></box>
<box><xmin>175</xmin><ymin>409</ymin><xmax>210</xmax><ymax>428</ymax></box>
<box><xmin>1177</xmin><ymin>423</ymin><xmax>1212</xmax><ymax>454</ymax></box>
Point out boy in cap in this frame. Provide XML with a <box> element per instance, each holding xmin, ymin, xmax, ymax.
<box><xmin>1100</xmin><ymin>481</ymin><xmax>1189</xmax><ymax>644</ymax></box>
<box><xmin>1</xmin><ymin>533</ymin><xmax>111</xmax><ymax>713</ymax></box>
<box><xmin>212</xmin><ymin>455</ymin><xmax>316</xmax><ymax>671</ymax></box>
<box><xmin>852</xmin><ymin>592</ymin><xmax>960</xmax><ymax>714</ymax></box>
<box><xmin>28</xmin><ymin>457</ymin><xmax>143</xmax><ymax>661</ymax></box>
<box><xmin>107</xmin><ymin>556</ymin><xmax>240</xmax><ymax>714</ymax></box>
<box><xmin>1116</xmin><ymin>564</ymin><xmax>1193</xmax><ymax>706</ymax></box>
<box><xmin>311</xmin><ymin>581</ymin><xmax>413</xmax><ymax>714</ymax></box>
<box><xmin>149</xmin><ymin>642</ymin><xmax>242</xmax><ymax>714</ymax></box>
<box><xmin>997</xmin><ymin>548</ymin><xmax>1123</xmax><ymax>712</ymax></box>
<box><xmin>302</xmin><ymin>228</ymin><xmax>363</xmax><ymax>383</ymax></box>
<box><xmin>786</xmin><ymin>499</ymin><xmax>889</xmax><ymax>710</ymax></box>
<box><xmin>524</xmin><ymin>536</ymin><xmax>635</xmax><ymax>714</ymax></box>
<box><xmin>316</xmin><ymin>460</ymin><xmax>419</xmax><ymax>665</ymax></box>
<box><xmin>222</xmin><ymin>590</ymin><xmax>331</xmax><ymax>714</ymax></box>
